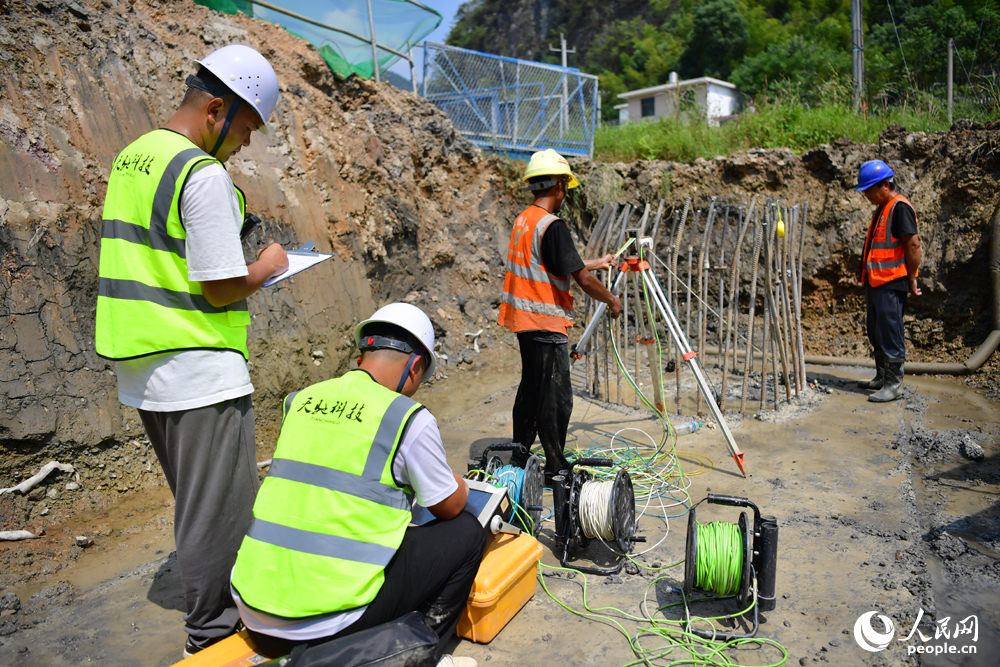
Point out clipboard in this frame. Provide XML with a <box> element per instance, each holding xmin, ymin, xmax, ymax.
<box><xmin>263</xmin><ymin>246</ymin><xmax>333</xmax><ymax>287</ymax></box>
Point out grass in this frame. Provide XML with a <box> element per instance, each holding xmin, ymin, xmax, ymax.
<box><xmin>594</xmin><ymin>98</ymin><xmax>958</xmax><ymax>163</ymax></box>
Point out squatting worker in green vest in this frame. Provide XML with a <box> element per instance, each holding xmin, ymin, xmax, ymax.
<box><xmin>230</xmin><ymin>303</ymin><xmax>488</xmax><ymax>667</ymax></box>
<box><xmin>94</xmin><ymin>45</ymin><xmax>288</xmax><ymax>658</ymax></box>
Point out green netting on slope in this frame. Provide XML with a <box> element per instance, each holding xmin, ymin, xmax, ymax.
<box><xmin>192</xmin><ymin>0</ymin><xmax>441</xmax><ymax>81</ymax></box>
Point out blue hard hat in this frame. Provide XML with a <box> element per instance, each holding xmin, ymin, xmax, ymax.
<box><xmin>855</xmin><ymin>160</ymin><xmax>895</xmax><ymax>191</ymax></box>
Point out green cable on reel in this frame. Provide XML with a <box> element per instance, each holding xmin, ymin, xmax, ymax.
<box><xmin>694</xmin><ymin>521</ymin><xmax>744</xmax><ymax>596</ymax></box>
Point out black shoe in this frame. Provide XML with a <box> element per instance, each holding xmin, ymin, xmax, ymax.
<box><xmin>182</xmin><ymin>636</ymin><xmax>204</xmax><ymax>659</ymax></box>
<box><xmin>868</xmin><ymin>359</ymin><xmax>904</xmax><ymax>402</ymax></box>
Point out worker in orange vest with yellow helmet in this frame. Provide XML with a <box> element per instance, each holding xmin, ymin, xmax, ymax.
<box><xmin>855</xmin><ymin>159</ymin><xmax>922</xmax><ymax>402</ymax></box>
<box><xmin>498</xmin><ymin>150</ymin><xmax>622</xmax><ymax>479</ymax></box>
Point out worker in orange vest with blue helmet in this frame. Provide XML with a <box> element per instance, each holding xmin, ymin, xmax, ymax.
<box><xmin>498</xmin><ymin>150</ymin><xmax>622</xmax><ymax>479</ymax></box>
<box><xmin>855</xmin><ymin>160</ymin><xmax>922</xmax><ymax>402</ymax></box>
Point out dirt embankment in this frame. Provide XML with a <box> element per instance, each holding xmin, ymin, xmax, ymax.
<box><xmin>0</xmin><ymin>0</ymin><xmax>527</xmax><ymax>484</ymax></box>
<box><xmin>568</xmin><ymin>123</ymin><xmax>1000</xmax><ymax>394</ymax></box>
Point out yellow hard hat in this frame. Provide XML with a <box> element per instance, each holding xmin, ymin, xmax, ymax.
<box><xmin>523</xmin><ymin>149</ymin><xmax>580</xmax><ymax>189</ymax></box>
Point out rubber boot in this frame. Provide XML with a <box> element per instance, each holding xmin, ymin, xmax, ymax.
<box><xmin>868</xmin><ymin>359</ymin><xmax>904</xmax><ymax>402</ymax></box>
<box><xmin>857</xmin><ymin>352</ymin><xmax>885</xmax><ymax>390</ymax></box>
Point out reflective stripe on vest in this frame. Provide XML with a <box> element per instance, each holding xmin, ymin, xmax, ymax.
<box><xmin>231</xmin><ymin>371</ymin><xmax>422</xmax><ymax>618</ymax></box>
<box><xmin>862</xmin><ymin>194</ymin><xmax>916</xmax><ymax>288</ymax></box>
<box><xmin>497</xmin><ymin>206</ymin><xmax>575</xmax><ymax>334</ymax></box>
<box><xmin>95</xmin><ymin>129</ymin><xmax>250</xmax><ymax>360</ymax></box>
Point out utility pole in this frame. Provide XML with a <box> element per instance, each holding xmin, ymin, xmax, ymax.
<box><xmin>948</xmin><ymin>38</ymin><xmax>954</xmax><ymax>125</ymax></box>
<box><xmin>851</xmin><ymin>0</ymin><xmax>865</xmax><ymax>112</ymax></box>
<box><xmin>549</xmin><ymin>33</ymin><xmax>576</xmax><ymax>137</ymax></box>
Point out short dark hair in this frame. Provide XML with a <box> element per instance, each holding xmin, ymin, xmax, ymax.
<box><xmin>181</xmin><ymin>67</ymin><xmax>236</xmax><ymax>107</ymax></box>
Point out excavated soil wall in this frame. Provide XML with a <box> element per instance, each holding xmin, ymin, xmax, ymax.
<box><xmin>569</xmin><ymin>123</ymin><xmax>1000</xmax><ymax>394</ymax></box>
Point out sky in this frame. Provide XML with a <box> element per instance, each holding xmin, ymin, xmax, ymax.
<box><xmin>422</xmin><ymin>0</ymin><xmax>464</xmax><ymax>46</ymax></box>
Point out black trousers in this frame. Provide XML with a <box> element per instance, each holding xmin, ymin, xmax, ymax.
<box><xmin>865</xmin><ymin>286</ymin><xmax>907</xmax><ymax>361</ymax></box>
<box><xmin>512</xmin><ymin>333</ymin><xmax>574</xmax><ymax>477</ymax></box>
<box><xmin>248</xmin><ymin>512</ymin><xmax>488</xmax><ymax>660</ymax></box>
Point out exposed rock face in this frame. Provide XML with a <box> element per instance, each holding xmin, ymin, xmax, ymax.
<box><xmin>0</xmin><ymin>0</ymin><xmax>522</xmax><ymax>467</ymax></box>
<box><xmin>570</xmin><ymin>122</ymin><xmax>1000</xmax><ymax>380</ymax></box>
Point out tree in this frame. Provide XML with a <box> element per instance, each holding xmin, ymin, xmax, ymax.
<box><xmin>731</xmin><ymin>35</ymin><xmax>850</xmax><ymax>101</ymax></box>
<box><xmin>678</xmin><ymin>0</ymin><xmax>749</xmax><ymax>79</ymax></box>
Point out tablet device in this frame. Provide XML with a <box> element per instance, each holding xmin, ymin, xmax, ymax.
<box><xmin>410</xmin><ymin>478</ymin><xmax>509</xmax><ymax>528</ymax></box>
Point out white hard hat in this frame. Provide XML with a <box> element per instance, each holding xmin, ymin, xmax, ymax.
<box><xmin>195</xmin><ymin>45</ymin><xmax>280</xmax><ymax>135</ymax></box>
<box><xmin>355</xmin><ymin>303</ymin><xmax>438</xmax><ymax>377</ymax></box>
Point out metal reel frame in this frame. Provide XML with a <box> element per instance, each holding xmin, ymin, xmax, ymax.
<box><xmin>683</xmin><ymin>508</ymin><xmax>760</xmax><ymax>640</ymax></box>
<box><xmin>515</xmin><ymin>455</ymin><xmax>544</xmax><ymax>536</ymax></box>
<box><xmin>560</xmin><ymin>469</ymin><xmax>637</xmax><ymax>576</ymax></box>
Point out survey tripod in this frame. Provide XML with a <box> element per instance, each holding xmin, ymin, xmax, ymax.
<box><xmin>571</xmin><ymin>238</ymin><xmax>748</xmax><ymax>477</ymax></box>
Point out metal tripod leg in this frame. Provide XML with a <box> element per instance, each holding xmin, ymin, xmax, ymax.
<box><xmin>640</xmin><ymin>269</ymin><xmax>748</xmax><ymax>477</ymax></box>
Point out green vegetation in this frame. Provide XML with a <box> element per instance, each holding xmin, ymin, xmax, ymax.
<box><xmin>594</xmin><ymin>91</ymin><xmax>956</xmax><ymax>162</ymax></box>
<box><xmin>448</xmin><ymin>0</ymin><xmax>1000</xmax><ymax>122</ymax></box>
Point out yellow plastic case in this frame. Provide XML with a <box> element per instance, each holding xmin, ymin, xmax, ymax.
<box><xmin>456</xmin><ymin>532</ymin><xmax>543</xmax><ymax>643</ymax></box>
<box><xmin>171</xmin><ymin>630</ymin><xmax>269</xmax><ymax>667</ymax></box>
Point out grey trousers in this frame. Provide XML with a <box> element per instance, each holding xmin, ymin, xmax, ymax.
<box><xmin>139</xmin><ymin>394</ymin><xmax>259</xmax><ymax>647</ymax></box>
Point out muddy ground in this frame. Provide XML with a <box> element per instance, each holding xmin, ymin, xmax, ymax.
<box><xmin>1</xmin><ymin>346</ymin><xmax>997</xmax><ymax>666</ymax></box>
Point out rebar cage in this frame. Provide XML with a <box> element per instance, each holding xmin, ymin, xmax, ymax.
<box><xmin>421</xmin><ymin>42</ymin><xmax>600</xmax><ymax>159</ymax></box>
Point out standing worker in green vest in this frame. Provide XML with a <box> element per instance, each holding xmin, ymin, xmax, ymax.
<box><xmin>230</xmin><ymin>303</ymin><xmax>486</xmax><ymax>667</ymax></box>
<box><xmin>95</xmin><ymin>45</ymin><xmax>288</xmax><ymax>657</ymax></box>
<box><xmin>498</xmin><ymin>150</ymin><xmax>622</xmax><ymax>481</ymax></box>
<box><xmin>855</xmin><ymin>159</ymin><xmax>922</xmax><ymax>402</ymax></box>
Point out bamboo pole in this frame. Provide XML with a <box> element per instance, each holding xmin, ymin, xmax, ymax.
<box><xmin>671</xmin><ymin>199</ymin><xmax>691</xmax><ymax>415</ymax></box>
<box><xmin>721</xmin><ymin>201</ymin><xmax>752</xmax><ymax>413</ymax></box>
<box><xmin>717</xmin><ymin>205</ymin><xmax>730</xmax><ymax>371</ymax></box>
<box><xmin>740</xmin><ymin>204</ymin><xmax>765</xmax><ymax>418</ymax></box>
<box><xmin>696</xmin><ymin>199</ymin><xmax>717</xmax><ymax>418</ymax></box>
<box><xmin>796</xmin><ymin>202</ymin><xmax>809</xmax><ymax>389</ymax></box>
<box><xmin>763</xmin><ymin>203</ymin><xmax>791</xmax><ymax>407</ymax></box>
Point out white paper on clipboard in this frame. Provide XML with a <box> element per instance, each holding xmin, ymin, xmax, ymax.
<box><xmin>263</xmin><ymin>250</ymin><xmax>334</xmax><ymax>287</ymax></box>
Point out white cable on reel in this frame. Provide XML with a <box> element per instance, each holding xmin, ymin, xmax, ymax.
<box><xmin>579</xmin><ymin>480</ymin><xmax>617</xmax><ymax>541</ymax></box>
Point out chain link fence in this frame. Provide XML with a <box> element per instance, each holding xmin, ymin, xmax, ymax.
<box><xmin>421</xmin><ymin>43</ymin><xmax>599</xmax><ymax>159</ymax></box>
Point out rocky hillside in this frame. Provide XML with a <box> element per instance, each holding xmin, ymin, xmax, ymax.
<box><xmin>0</xmin><ymin>0</ymin><xmax>525</xmax><ymax>473</ymax></box>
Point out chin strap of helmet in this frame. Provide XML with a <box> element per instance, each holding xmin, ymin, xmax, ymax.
<box><xmin>396</xmin><ymin>352</ymin><xmax>421</xmax><ymax>393</ymax></box>
<box><xmin>208</xmin><ymin>97</ymin><xmax>242</xmax><ymax>158</ymax></box>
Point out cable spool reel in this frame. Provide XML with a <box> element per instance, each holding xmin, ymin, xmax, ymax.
<box><xmin>466</xmin><ymin>442</ymin><xmax>544</xmax><ymax>536</ymax></box>
<box><xmin>682</xmin><ymin>494</ymin><xmax>780</xmax><ymax>640</ymax></box>
<box><xmin>553</xmin><ymin>458</ymin><xmax>643</xmax><ymax>576</ymax></box>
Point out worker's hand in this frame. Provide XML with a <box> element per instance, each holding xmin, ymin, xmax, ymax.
<box><xmin>256</xmin><ymin>243</ymin><xmax>289</xmax><ymax>277</ymax></box>
<box><xmin>909</xmin><ymin>276</ymin><xmax>922</xmax><ymax>297</ymax></box>
<box><xmin>607</xmin><ymin>295</ymin><xmax>623</xmax><ymax>319</ymax></box>
<box><xmin>585</xmin><ymin>253</ymin><xmax>618</xmax><ymax>272</ymax></box>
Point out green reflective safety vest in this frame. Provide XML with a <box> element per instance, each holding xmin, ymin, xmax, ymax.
<box><xmin>231</xmin><ymin>370</ymin><xmax>423</xmax><ymax>618</ymax></box>
<box><xmin>95</xmin><ymin>128</ymin><xmax>251</xmax><ymax>361</ymax></box>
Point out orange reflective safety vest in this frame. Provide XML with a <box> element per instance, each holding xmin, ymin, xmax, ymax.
<box><xmin>862</xmin><ymin>193</ymin><xmax>917</xmax><ymax>288</ymax></box>
<box><xmin>498</xmin><ymin>205</ymin><xmax>575</xmax><ymax>334</ymax></box>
